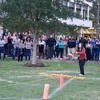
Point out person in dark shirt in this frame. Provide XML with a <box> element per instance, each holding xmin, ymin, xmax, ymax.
<box><xmin>46</xmin><ymin>35</ymin><xmax>56</xmax><ymax>60</ymax></box>
<box><xmin>85</xmin><ymin>39</ymin><xmax>92</xmax><ymax>61</ymax></box>
<box><xmin>3</xmin><ymin>29</ymin><xmax>9</xmax><ymax>38</ymax></box>
<box><xmin>29</xmin><ymin>33</ymin><xmax>34</xmax><ymax>42</ymax></box>
<box><xmin>17</xmin><ymin>40</ymin><xmax>24</xmax><ymax>62</ymax></box>
<box><xmin>44</xmin><ymin>38</ymin><xmax>48</xmax><ymax>57</ymax></box>
<box><xmin>79</xmin><ymin>35</ymin><xmax>87</xmax><ymax>48</ymax></box>
<box><xmin>68</xmin><ymin>35</ymin><xmax>76</xmax><ymax>60</ymax></box>
<box><xmin>18</xmin><ymin>32</ymin><xmax>23</xmax><ymax>40</ymax></box>
<box><xmin>38</xmin><ymin>37</ymin><xmax>45</xmax><ymax>59</ymax></box>
<box><xmin>8</xmin><ymin>34</ymin><xmax>13</xmax><ymax>56</ymax></box>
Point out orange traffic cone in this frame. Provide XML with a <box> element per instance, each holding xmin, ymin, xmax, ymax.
<box><xmin>43</xmin><ymin>84</ymin><xmax>49</xmax><ymax>100</ymax></box>
<box><xmin>60</xmin><ymin>74</ymin><xmax>63</xmax><ymax>86</ymax></box>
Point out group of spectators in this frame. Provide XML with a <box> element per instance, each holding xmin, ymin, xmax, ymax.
<box><xmin>38</xmin><ymin>34</ymin><xmax>100</xmax><ymax>61</ymax></box>
<box><xmin>0</xmin><ymin>29</ymin><xmax>34</xmax><ymax>62</ymax></box>
<box><xmin>77</xmin><ymin>35</ymin><xmax>100</xmax><ymax>61</ymax></box>
<box><xmin>1</xmin><ymin>29</ymin><xmax>100</xmax><ymax>62</ymax></box>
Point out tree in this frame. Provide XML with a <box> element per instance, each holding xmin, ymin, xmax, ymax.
<box><xmin>0</xmin><ymin>0</ymin><xmax>81</xmax><ymax>64</ymax></box>
<box><xmin>90</xmin><ymin>1</ymin><xmax>100</xmax><ymax>28</ymax></box>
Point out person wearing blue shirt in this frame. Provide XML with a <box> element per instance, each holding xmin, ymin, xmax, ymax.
<box><xmin>76</xmin><ymin>37</ymin><xmax>81</xmax><ymax>49</ymax></box>
<box><xmin>99</xmin><ymin>36</ymin><xmax>100</xmax><ymax>53</ymax></box>
<box><xmin>57</xmin><ymin>38</ymin><xmax>64</xmax><ymax>60</ymax></box>
<box><xmin>91</xmin><ymin>36</ymin><xmax>99</xmax><ymax>61</ymax></box>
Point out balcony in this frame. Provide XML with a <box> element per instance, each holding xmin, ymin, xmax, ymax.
<box><xmin>69</xmin><ymin>0</ymin><xmax>93</xmax><ymax>7</ymax></box>
<box><xmin>58</xmin><ymin>18</ymin><xmax>92</xmax><ymax>28</ymax></box>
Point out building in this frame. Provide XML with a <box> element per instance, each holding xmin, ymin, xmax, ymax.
<box><xmin>58</xmin><ymin>0</ymin><xmax>93</xmax><ymax>37</ymax></box>
<box><xmin>82</xmin><ymin>28</ymin><xmax>100</xmax><ymax>39</ymax></box>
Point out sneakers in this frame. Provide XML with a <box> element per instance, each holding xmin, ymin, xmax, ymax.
<box><xmin>60</xmin><ymin>58</ymin><xmax>62</xmax><ymax>60</ymax></box>
<box><xmin>79</xmin><ymin>74</ymin><xmax>84</xmax><ymax>76</ymax></box>
<box><xmin>56</xmin><ymin>58</ymin><xmax>58</xmax><ymax>60</ymax></box>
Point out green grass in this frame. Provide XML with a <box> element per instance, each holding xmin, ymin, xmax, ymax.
<box><xmin>0</xmin><ymin>57</ymin><xmax>100</xmax><ymax>100</ymax></box>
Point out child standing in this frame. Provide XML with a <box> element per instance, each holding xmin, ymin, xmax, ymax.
<box><xmin>75</xmin><ymin>43</ymin><xmax>86</xmax><ymax>76</ymax></box>
<box><xmin>17</xmin><ymin>40</ymin><xmax>24</xmax><ymax>62</ymax></box>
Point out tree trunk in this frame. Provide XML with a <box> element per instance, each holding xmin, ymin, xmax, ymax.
<box><xmin>32</xmin><ymin>30</ymin><xmax>37</xmax><ymax>64</ymax></box>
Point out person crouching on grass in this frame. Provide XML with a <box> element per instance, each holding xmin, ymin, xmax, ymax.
<box><xmin>17</xmin><ymin>40</ymin><xmax>24</xmax><ymax>62</ymax></box>
<box><xmin>75</xmin><ymin>43</ymin><xmax>86</xmax><ymax>76</ymax></box>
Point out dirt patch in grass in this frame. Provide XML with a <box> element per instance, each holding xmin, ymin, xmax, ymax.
<box><xmin>23</xmin><ymin>63</ymin><xmax>47</xmax><ymax>67</ymax></box>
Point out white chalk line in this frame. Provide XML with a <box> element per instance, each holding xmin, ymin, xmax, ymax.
<box><xmin>8</xmin><ymin>75</ymin><xmax>53</xmax><ymax>79</ymax></box>
<box><xmin>15</xmin><ymin>82</ymin><xmax>57</xmax><ymax>87</ymax></box>
<box><xmin>0</xmin><ymin>78</ymin><xmax>57</xmax><ymax>88</ymax></box>
<box><xmin>46</xmin><ymin>70</ymin><xmax>95</xmax><ymax>74</ymax></box>
<box><xmin>87</xmin><ymin>78</ymin><xmax>100</xmax><ymax>80</ymax></box>
<box><xmin>37</xmin><ymin>75</ymin><xmax>53</xmax><ymax>77</ymax></box>
<box><xmin>8</xmin><ymin>70</ymin><xmax>95</xmax><ymax>74</ymax></box>
<box><xmin>0</xmin><ymin>78</ymin><xmax>13</xmax><ymax>83</ymax></box>
<box><xmin>8</xmin><ymin>75</ymin><xmax>32</xmax><ymax>78</ymax></box>
<box><xmin>48</xmin><ymin>78</ymin><xmax>74</xmax><ymax>99</ymax></box>
<box><xmin>0</xmin><ymin>97</ymin><xmax>41</xmax><ymax>100</ymax></box>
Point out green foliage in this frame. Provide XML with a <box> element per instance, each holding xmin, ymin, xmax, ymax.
<box><xmin>90</xmin><ymin>1</ymin><xmax>100</xmax><ymax>28</ymax></box>
<box><xmin>67</xmin><ymin>25</ymin><xmax>79</xmax><ymax>36</ymax></box>
<box><xmin>0</xmin><ymin>0</ymin><xmax>81</xmax><ymax>36</ymax></box>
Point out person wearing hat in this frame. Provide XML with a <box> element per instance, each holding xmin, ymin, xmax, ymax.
<box><xmin>68</xmin><ymin>35</ymin><xmax>76</xmax><ymax>60</ymax></box>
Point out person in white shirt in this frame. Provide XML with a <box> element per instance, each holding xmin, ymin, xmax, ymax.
<box><xmin>12</xmin><ymin>35</ymin><xmax>20</xmax><ymax>60</ymax></box>
<box><xmin>25</xmin><ymin>37</ymin><xmax>33</xmax><ymax>62</ymax></box>
<box><xmin>0</xmin><ymin>36</ymin><xmax>5</xmax><ymax>60</ymax></box>
<box><xmin>12</xmin><ymin>33</ymin><xmax>16</xmax><ymax>40</ymax></box>
<box><xmin>38</xmin><ymin>37</ymin><xmax>45</xmax><ymax>59</ymax></box>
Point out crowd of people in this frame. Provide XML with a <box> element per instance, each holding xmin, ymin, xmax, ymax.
<box><xmin>0</xmin><ymin>29</ymin><xmax>34</xmax><ymax>62</ymax></box>
<box><xmin>39</xmin><ymin>34</ymin><xmax>100</xmax><ymax>62</ymax></box>
<box><xmin>1</xmin><ymin>29</ymin><xmax>100</xmax><ymax>76</ymax></box>
<box><xmin>1</xmin><ymin>29</ymin><xmax>100</xmax><ymax>63</ymax></box>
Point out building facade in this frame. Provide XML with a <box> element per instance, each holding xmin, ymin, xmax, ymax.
<box><xmin>58</xmin><ymin>0</ymin><xmax>93</xmax><ymax>37</ymax></box>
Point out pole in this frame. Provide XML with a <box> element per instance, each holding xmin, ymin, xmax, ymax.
<box><xmin>97</xmin><ymin>4</ymin><xmax>99</xmax><ymax>38</ymax></box>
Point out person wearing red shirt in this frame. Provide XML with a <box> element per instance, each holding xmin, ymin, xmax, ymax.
<box><xmin>75</xmin><ymin>43</ymin><xmax>86</xmax><ymax>76</ymax></box>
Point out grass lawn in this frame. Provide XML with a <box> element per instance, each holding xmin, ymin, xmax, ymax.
<box><xmin>0</xmin><ymin>57</ymin><xmax>100</xmax><ymax>100</ymax></box>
